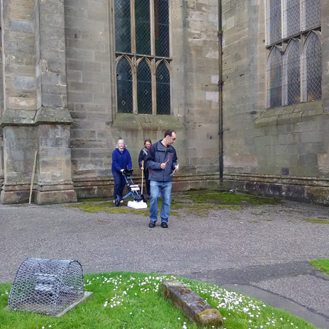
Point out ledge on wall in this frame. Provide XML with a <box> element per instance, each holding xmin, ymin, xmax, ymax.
<box><xmin>254</xmin><ymin>100</ymin><xmax>323</xmax><ymax>127</ymax></box>
<box><xmin>112</xmin><ymin>113</ymin><xmax>185</xmax><ymax>131</ymax></box>
<box><xmin>1</xmin><ymin>107</ymin><xmax>73</xmax><ymax>126</ymax></box>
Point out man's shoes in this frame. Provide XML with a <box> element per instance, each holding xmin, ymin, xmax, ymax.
<box><xmin>161</xmin><ymin>222</ymin><xmax>168</xmax><ymax>228</ymax></box>
<box><xmin>149</xmin><ymin>221</ymin><xmax>156</xmax><ymax>228</ymax></box>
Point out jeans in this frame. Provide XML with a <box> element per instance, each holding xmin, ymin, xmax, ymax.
<box><xmin>112</xmin><ymin>171</ymin><xmax>126</xmax><ymax>199</ymax></box>
<box><xmin>149</xmin><ymin>180</ymin><xmax>172</xmax><ymax>223</ymax></box>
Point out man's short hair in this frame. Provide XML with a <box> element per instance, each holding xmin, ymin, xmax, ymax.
<box><xmin>144</xmin><ymin>139</ymin><xmax>152</xmax><ymax>145</ymax></box>
<box><xmin>164</xmin><ymin>129</ymin><xmax>175</xmax><ymax>137</ymax></box>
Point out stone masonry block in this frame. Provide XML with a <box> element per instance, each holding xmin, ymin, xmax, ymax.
<box><xmin>161</xmin><ymin>280</ymin><xmax>223</xmax><ymax>327</ymax></box>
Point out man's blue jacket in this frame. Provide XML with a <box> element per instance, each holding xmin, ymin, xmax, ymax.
<box><xmin>145</xmin><ymin>140</ymin><xmax>177</xmax><ymax>182</ymax></box>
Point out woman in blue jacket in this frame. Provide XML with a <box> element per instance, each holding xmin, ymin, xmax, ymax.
<box><xmin>112</xmin><ymin>139</ymin><xmax>132</xmax><ymax>201</ymax></box>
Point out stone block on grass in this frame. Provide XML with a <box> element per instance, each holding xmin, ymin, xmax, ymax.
<box><xmin>161</xmin><ymin>279</ymin><xmax>223</xmax><ymax>327</ymax></box>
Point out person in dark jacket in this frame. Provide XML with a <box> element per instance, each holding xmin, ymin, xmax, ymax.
<box><xmin>145</xmin><ymin>129</ymin><xmax>178</xmax><ymax>228</ymax></box>
<box><xmin>112</xmin><ymin>139</ymin><xmax>132</xmax><ymax>201</ymax></box>
<box><xmin>138</xmin><ymin>139</ymin><xmax>152</xmax><ymax>197</ymax></box>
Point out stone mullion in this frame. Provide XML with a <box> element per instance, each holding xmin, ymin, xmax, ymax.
<box><xmin>131</xmin><ymin>0</ymin><xmax>136</xmax><ymax>54</ymax></box>
<box><xmin>150</xmin><ymin>0</ymin><xmax>155</xmax><ymax>56</ymax></box>
<box><xmin>152</xmin><ymin>59</ymin><xmax>157</xmax><ymax>114</ymax></box>
<box><xmin>132</xmin><ymin>57</ymin><xmax>138</xmax><ymax>114</ymax></box>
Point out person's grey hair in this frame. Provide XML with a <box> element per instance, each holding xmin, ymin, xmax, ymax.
<box><xmin>117</xmin><ymin>139</ymin><xmax>125</xmax><ymax>148</ymax></box>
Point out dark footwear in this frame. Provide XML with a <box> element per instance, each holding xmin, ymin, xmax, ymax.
<box><xmin>161</xmin><ymin>222</ymin><xmax>168</xmax><ymax>228</ymax></box>
<box><xmin>149</xmin><ymin>221</ymin><xmax>156</xmax><ymax>228</ymax></box>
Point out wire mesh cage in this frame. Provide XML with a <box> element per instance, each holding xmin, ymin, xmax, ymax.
<box><xmin>8</xmin><ymin>258</ymin><xmax>85</xmax><ymax>316</ymax></box>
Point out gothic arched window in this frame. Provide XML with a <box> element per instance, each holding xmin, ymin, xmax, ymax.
<box><xmin>156</xmin><ymin>62</ymin><xmax>170</xmax><ymax>114</ymax></box>
<box><xmin>267</xmin><ymin>47</ymin><xmax>282</xmax><ymax>108</ymax></box>
<box><xmin>286</xmin><ymin>40</ymin><xmax>301</xmax><ymax>105</ymax></box>
<box><xmin>266</xmin><ymin>0</ymin><xmax>321</xmax><ymax>108</ymax></box>
<box><xmin>114</xmin><ymin>0</ymin><xmax>171</xmax><ymax>114</ymax></box>
<box><xmin>137</xmin><ymin>60</ymin><xmax>152</xmax><ymax>114</ymax></box>
<box><xmin>305</xmin><ymin>32</ymin><xmax>322</xmax><ymax>102</ymax></box>
<box><xmin>116</xmin><ymin>58</ymin><xmax>133</xmax><ymax>113</ymax></box>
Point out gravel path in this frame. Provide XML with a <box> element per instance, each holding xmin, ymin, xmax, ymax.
<box><xmin>1</xmin><ymin>198</ymin><xmax>329</xmax><ymax>328</ymax></box>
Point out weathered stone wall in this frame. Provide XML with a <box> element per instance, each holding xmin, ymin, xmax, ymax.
<box><xmin>182</xmin><ymin>0</ymin><xmax>220</xmax><ymax>174</ymax></box>
<box><xmin>0</xmin><ymin>3</ymin><xmax>4</xmax><ymax>182</ymax></box>
<box><xmin>64</xmin><ymin>0</ymin><xmax>113</xmax><ymax>198</ymax></box>
<box><xmin>0</xmin><ymin>0</ymin><xmax>76</xmax><ymax>204</ymax></box>
<box><xmin>0</xmin><ymin>0</ymin><xmax>221</xmax><ymax>203</ymax></box>
<box><xmin>222</xmin><ymin>0</ymin><xmax>329</xmax><ymax>204</ymax></box>
<box><xmin>64</xmin><ymin>0</ymin><xmax>221</xmax><ymax>199</ymax></box>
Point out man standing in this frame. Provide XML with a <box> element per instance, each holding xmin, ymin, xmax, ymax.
<box><xmin>145</xmin><ymin>129</ymin><xmax>178</xmax><ymax>228</ymax></box>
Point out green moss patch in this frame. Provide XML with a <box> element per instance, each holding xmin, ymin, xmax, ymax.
<box><xmin>305</xmin><ymin>219</ymin><xmax>329</xmax><ymax>224</ymax></box>
<box><xmin>65</xmin><ymin>190</ymin><xmax>281</xmax><ymax>217</ymax></box>
<box><xmin>180</xmin><ymin>190</ymin><xmax>280</xmax><ymax>206</ymax></box>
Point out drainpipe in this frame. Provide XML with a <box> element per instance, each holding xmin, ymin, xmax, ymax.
<box><xmin>218</xmin><ymin>0</ymin><xmax>223</xmax><ymax>186</ymax></box>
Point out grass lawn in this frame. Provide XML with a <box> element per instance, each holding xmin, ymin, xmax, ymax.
<box><xmin>310</xmin><ymin>258</ymin><xmax>329</xmax><ymax>275</ymax></box>
<box><xmin>0</xmin><ymin>272</ymin><xmax>319</xmax><ymax>329</ymax></box>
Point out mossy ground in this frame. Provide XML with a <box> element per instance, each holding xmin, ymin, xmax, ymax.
<box><xmin>65</xmin><ymin>190</ymin><xmax>281</xmax><ymax>217</ymax></box>
<box><xmin>304</xmin><ymin>219</ymin><xmax>329</xmax><ymax>224</ymax></box>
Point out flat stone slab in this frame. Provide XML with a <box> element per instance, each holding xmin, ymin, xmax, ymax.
<box><xmin>161</xmin><ymin>279</ymin><xmax>223</xmax><ymax>327</ymax></box>
<box><xmin>55</xmin><ymin>291</ymin><xmax>93</xmax><ymax>317</ymax></box>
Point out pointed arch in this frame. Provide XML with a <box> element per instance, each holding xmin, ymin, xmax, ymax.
<box><xmin>285</xmin><ymin>39</ymin><xmax>301</xmax><ymax>105</ymax></box>
<box><xmin>116</xmin><ymin>58</ymin><xmax>133</xmax><ymax>113</ymax></box>
<box><xmin>156</xmin><ymin>61</ymin><xmax>170</xmax><ymax>115</ymax></box>
<box><xmin>137</xmin><ymin>60</ymin><xmax>152</xmax><ymax>114</ymax></box>
<box><xmin>267</xmin><ymin>47</ymin><xmax>282</xmax><ymax>108</ymax></box>
<box><xmin>305</xmin><ymin>32</ymin><xmax>321</xmax><ymax>101</ymax></box>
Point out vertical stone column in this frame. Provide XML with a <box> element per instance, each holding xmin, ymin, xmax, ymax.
<box><xmin>34</xmin><ymin>0</ymin><xmax>76</xmax><ymax>204</ymax></box>
<box><xmin>0</xmin><ymin>0</ymin><xmax>76</xmax><ymax>204</ymax></box>
<box><xmin>0</xmin><ymin>0</ymin><xmax>39</xmax><ymax>203</ymax></box>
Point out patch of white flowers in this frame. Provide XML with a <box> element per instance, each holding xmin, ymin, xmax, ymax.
<box><xmin>84</xmin><ymin>275</ymin><xmax>302</xmax><ymax>329</ymax></box>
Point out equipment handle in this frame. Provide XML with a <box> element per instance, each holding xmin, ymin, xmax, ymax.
<box><xmin>141</xmin><ymin>160</ymin><xmax>144</xmax><ymax>195</ymax></box>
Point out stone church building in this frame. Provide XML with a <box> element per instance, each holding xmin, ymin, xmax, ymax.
<box><xmin>0</xmin><ymin>0</ymin><xmax>328</xmax><ymax>205</ymax></box>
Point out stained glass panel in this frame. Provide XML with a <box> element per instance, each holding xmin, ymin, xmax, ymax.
<box><xmin>117</xmin><ymin>59</ymin><xmax>133</xmax><ymax>113</ymax></box>
<box><xmin>115</xmin><ymin>0</ymin><xmax>131</xmax><ymax>53</ymax></box>
<box><xmin>156</xmin><ymin>63</ymin><xmax>170</xmax><ymax>115</ymax></box>
<box><xmin>155</xmin><ymin>0</ymin><xmax>169</xmax><ymax>57</ymax></box>
<box><xmin>137</xmin><ymin>61</ymin><xmax>152</xmax><ymax>114</ymax></box>
<box><xmin>306</xmin><ymin>33</ymin><xmax>321</xmax><ymax>101</ymax></box>
<box><xmin>268</xmin><ymin>0</ymin><xmax>281</xmax><ymax>44</ymax></box>
<box><xmin>268</xmin><ymin>47</ymin><xmax>282</xmax><ymax>108</ymax></box>
<box><xmin>284</xmin><ymin>0</ymin><xmax>300</xmax><ymax>37</ymax></box>
<box><xmin>135</xmin><ymin>0</ymin><xmax>151</xmax><ymax>55</ymax></box>
<box><xmin>286</xmin><ymin>40</ymin><xmax>300</xmax><ymax>105</ymax></box>
<box><xmin>304</xmin><ymin>0</ymin><xmax>321</xmax><ymax>30</ymax></box>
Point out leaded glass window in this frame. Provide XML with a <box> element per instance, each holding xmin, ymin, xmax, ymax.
<box><xmin>267</xmin><ymin>0</ymin><xmax>281</xmax><ymax>45</ymax></box>
<box><xmin>286</xmin><ymin>40</ymin><xmax>301</xmax><ymax>105</ymax></box>
<box><xmin>156</xmin><ymin>62</ymin><xmax>170</xmax><ymax>114</ymax></box>
<box><xmin>305</xmin><ymin>32</ymin><xmax>321</xmax><ymax>101</ymax></box>
<box><xmin>155</xmin><ymin>0</ymin><xmax>169</xmax><ymax>57</ymax></box>
<box><xmin>268</xmin><ymin>47</ymin><xmax>282</xmax><ymax>108</ymax></box>
<box><xmin>117</xmin><ymin>58</ymin><xmax>133</xmax><ymax>113</ymax></box>
<box><xmin>137</xmin><ymin>60</ymin><xmax>152</xmax><ymax>114</ymax></box>
<box><xmin>114</xmin><ymin>0</ymin><xmax>171</xmax><ymax>115</ymax></box>
<box><xmin>266</xmin><ymin>0</ymin><xmax>321</xmax><ymax>108</ymax></box>
<box><xmin>115</xmin><ymin>0</ymin><xmax>131</xmax><ymax>53</ymax></box>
